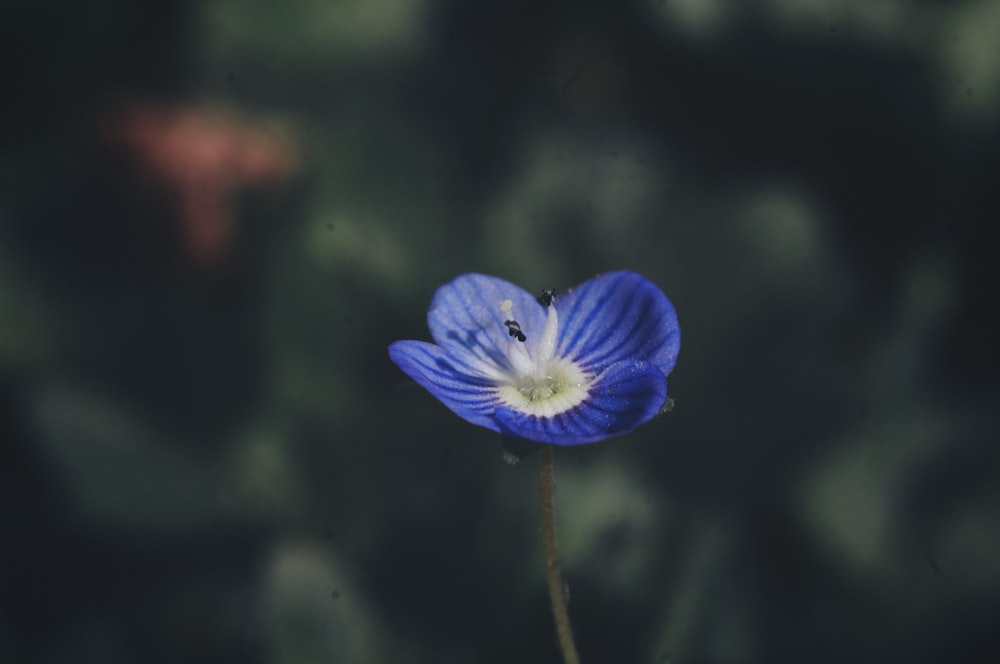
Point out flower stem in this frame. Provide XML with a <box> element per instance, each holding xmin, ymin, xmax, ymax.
<box><xmin>539</xmin><ymin>445</ymin><xmax>581</xmax><ymax>664</ymax></box>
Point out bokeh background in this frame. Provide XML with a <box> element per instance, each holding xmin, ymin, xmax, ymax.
<box><xmin>2</xmin><ymin>0</ymin><xmax>999</xmax><ymax>662</ymax></box>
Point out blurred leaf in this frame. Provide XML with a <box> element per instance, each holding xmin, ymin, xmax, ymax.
<box><xmin>30</xmin><ymin>384</ymin><xmax>236</xmax><ymax>532</ymax></box>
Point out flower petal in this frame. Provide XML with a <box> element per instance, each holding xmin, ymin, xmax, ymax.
<box><xmin>389</xmin><ymin>340</ymin><xmax>502</xmax><ymax>431</ymax></box>
<box><xmin>426</xmin><ymin>273</ymin><xmax>548</xmax><ymax>376</ymax></box>
<box><xmin>556</xmin><ymin>271</ymin><xmax>680</xmax><ymax>376</ymax></box>
<box><xmin>493</xmin><ymin>360</ymin><xmax>668</xmax><ymax>445</ymax></box>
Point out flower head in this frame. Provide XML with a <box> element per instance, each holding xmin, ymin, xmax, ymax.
<box><xmin>389</xmin><ymin>271</ymin><xmax>680</xmax><ymax>445</ymax></box>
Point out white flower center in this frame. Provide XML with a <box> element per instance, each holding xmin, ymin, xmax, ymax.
<box><xmin>495</xmin><ymin>299</ymin><xmax>591</xmax><ymax>418</ymax></box>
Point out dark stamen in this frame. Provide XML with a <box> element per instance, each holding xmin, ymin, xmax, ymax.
<box><xmin>504</xmin><ymin>319</ymin><xmax>526</xmax><ymax>342</ymax></box>
<box><xmin>537</xmin><ymin>288</ymin><xmax>556</xmax><ymax>308</ymax></box>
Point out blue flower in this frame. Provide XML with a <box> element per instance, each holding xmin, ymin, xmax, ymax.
<box><xmin>389</xmin><ymin>271</ymin><xmax>680</xmax><ymax>445</ymax></box>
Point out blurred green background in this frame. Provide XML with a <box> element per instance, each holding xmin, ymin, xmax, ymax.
<box><xmin>2</xmin><ymin>0</ymin><xmax>998</xmax><ymax>662</ymax></box>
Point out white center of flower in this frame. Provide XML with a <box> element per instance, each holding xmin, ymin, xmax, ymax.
<box><xmin>494</xmin><ymin>298</ymin><xmax>591</xmax><ymax>418</ymax></box>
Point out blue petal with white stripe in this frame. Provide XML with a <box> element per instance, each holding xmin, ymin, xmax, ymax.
<box><xmin>557</xmin><ymin>271</ymin><xmax>680</xmax><ymax>377</ymax></box>
<box><xmin>495</xmin><ymin>360</ymin><xmax>667</xmax><ymax>444</ymax></box>
<box><xmin>388</xmin><ymin>340</ymin><xmax>500</xmax><ymax>429</ymax></box>
<box><xmin>389</xmin><ymin>271</ymin><xmax>680</xmax><ymax>446</ymax></box>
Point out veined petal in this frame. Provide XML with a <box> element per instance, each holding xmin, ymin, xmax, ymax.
<box><xmin>389</xmin><ymin>340</ymin><xmax>502</xmax><ymax>431</ymax></box>
<box><xmin>557</xmin><ymin>271</ymin><xmax>680</xmax><ymax>376</ymax></box>
<box><xmin>494</xmin><ymin>360</ymin><xmax>668</xmax><ymax>445</ymax></box>
<box><xmin>427</xmin><ymin>274</ymin><xmax>547</xmax><ymax>377</ymax></box>
<box><xmin>390</xmin><ymin>270</ymin><xmax>680</xmax><ymax>446</ymax></box>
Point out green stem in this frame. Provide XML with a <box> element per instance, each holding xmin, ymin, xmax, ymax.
<box><xmin>539</xmin><ymin>445</ymin><xmax>581</xmax><ymax>664</ymax></box>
